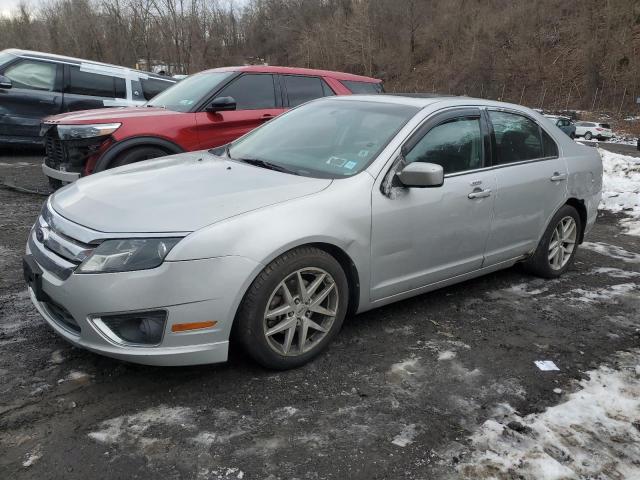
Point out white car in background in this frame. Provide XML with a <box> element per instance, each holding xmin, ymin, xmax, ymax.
<box><xmin>574</xmin><ymin>121</ymin><xmax>613</xmax><ymax>141</ymax></box>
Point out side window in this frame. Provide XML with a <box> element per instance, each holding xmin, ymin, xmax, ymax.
<box><xmin>141</xmin><ymin>78</ymin><xmax>172</xmax><ymax>100</ymax></box>
<box><xmin>541</xmin><ymin>129</ymin><xmax>559</xmax><ymax>158</ymax></box>
<box><xmin>4</xmin><ymin>59</ymin><xmax>58</xmax><ymax>92</ymax></box>
<box><xmin>283</xmin><ymin>75</ymin><xmax>324</xmax><ymax>107</ymax></box>
<box><xmin>405</xmin><ymin>117</ymin><xmax>483</xmax><ymax>174</ymax></box>
<box><xmin>218</xmin><ymin>74</ymin><xmax>276</xmax><ymax>110</ymax></box>
<box><xmin>488</xmin><ymin>111</ymin><xmax>543</xmax><ymax>164</ymax></box>
<box><xmin>321</xmin><ymin>80</ymin><xmax>335</xmax><ymax>96</ymax></box>
<box><xmin>67</xmin><ymin>66</ymin><xmax>118</xmax><ymax>98</ymax></box>
<box><xmin>114</xmin><ymin>78</ymin><xmax>127</xmax><ymax>99</ymax></box>
<box><xmin>341</xmin><ymin>80</ymin><xmax>383</xmax><ymax>94</ymax></box>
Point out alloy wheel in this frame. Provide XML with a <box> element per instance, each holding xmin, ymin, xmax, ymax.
<box><xmin>263</xmin><ymin>267</ymin><xmax>339</xmax><ymax>356</ymax></box>
<box><xmin>548</xmin><ymin>216</ymin><xmax>577</xmax><ymax>270</ymax></box>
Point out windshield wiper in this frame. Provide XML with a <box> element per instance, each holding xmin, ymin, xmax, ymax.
<box><xmin>237</xmin><ymin>158</ymin><xmax>299</xmax><ymax>175</ymax></box>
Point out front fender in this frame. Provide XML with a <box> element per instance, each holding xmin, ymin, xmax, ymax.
<box><xmin>167</xmin><ymin>174</ymin><xmax>375</xmax><ymax>309</ymax></box>
<box><xmin>93</xmin><ymin>136</ymin><xmax>185</xmax><ymax>172</ymax></box>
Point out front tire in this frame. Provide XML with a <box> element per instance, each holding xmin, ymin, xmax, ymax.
<box><xmin>584</xmin><ymin>132</ymin><xmax>592</xmax><ymax>140</ymax></box>
<box><xmin>235</xmin><ymin>247</ymin><xmax>349</xmax><ymax>370</ymax></box>
<box><xmin>110</xmin><ymin>146</ymin><xmax>169</xmax><ymax>169</ymax></box>
<box><xmin>524</xmin><ymin>205</ymin><xmax>581</xmax><ymax>278</ymax></box>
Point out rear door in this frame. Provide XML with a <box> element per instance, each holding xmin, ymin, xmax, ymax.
<box><xmin>482</xmin><ymin>109</ymin><xmax>567</xmax><ymax>265</ymax></box>
<box><xmin>194</xmin><ymin>73</ymin><xmax>285</xmax><ymax>149</ymax></box>
<box><xmin>0</xmin><ymin>58</ymin><xmax>63</xmax><ymax>141</ymax></box>
<box><xmin>62</xmin><ymin>64</ymin><xmax>128</xmax><ymax>112</ymax></box>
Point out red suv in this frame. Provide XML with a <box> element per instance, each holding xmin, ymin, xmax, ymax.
<box><xmin>40</xmin><ymin>65</ymin><xmax>383</xmax><ymax>188</ymax></box>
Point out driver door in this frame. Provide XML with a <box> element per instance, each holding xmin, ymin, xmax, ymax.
<box><xmin>194</xmin><ymin>73</ymin><xmax>285</xmax><ymax>149</ymax></box>
<box><xmin>370</xmin><ymin>108</ymin><xmax>497</xmax><ymax>301</ymax></box>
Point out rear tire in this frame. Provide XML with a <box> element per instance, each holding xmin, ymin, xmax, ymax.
<box><xmin>110</xmin><ymin>146</ymin><xmax>169</xmax><ymax>169</ymax></box>
<box><xmin>524</xmin><ymin>205</ymin><xmax>581</xmax><ymax>279</ymax></box>
<box><xmin>235</xmin><ymin>247</ymin><xmax>349</xmax><ymax>370</ymax></box>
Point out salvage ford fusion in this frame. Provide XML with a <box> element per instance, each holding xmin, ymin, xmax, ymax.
<box><xmin>24</xmin><ymin>96</ymin><xmax>603</xmax><ymax>368</ymax></box>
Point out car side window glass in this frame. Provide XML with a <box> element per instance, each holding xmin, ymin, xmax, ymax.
<box><xmin>404</xmin><ymin>117</ymin><xmax>483</xmax><ymax>174</ymax></box>
<box><xmin>218</xmin><ymin>74</ymin><xmax>276</xmax><ymax>110</ymax></box>
<box><xmin>541</xmin><ymin>129</ymin><xmax>559</xmax><ymax>158</ymax></box>
<box><xmin>283</xmin><ymin>75</ymin><xmax>324</xmax><ymax>107</ymax></box>
<box><xmin>4</xmin><ymin>59</ymin><xmax>58</xmax><ymax>92</ymax></box>
<box><xmin>488</xmin><ymin>111</ymin><xmax>543</xmax><ymax>164</ymax></box>
<box><xmin>67</xmin><ymin>66</ymin><xmax>117</xmax><ymax>97</ymax></box>
<box><xmin>141</xmin><ymin>78</ymin><xmax>172</xmax><ymax>100</ymax></box>
<box><xmin>340</xmin><ymin>80</ymin><xmax>383</xmax><ymax>94</ymax></box>
<box><xmin>321</xmin><ymin>80</ymin><xmax>335</xmax><ymax>96</ymax></box>
<box><xmin>114</xmin><ymin>78</ymin><xmax>126</xmax><ymax>99</ymax></box>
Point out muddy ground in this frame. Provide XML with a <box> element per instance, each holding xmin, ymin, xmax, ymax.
<box><xmin>0</xmin><ymin>145</ymin><xmax>639</xmax><ymax>479</ymax></box>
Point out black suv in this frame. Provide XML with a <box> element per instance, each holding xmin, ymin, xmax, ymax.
<box><xmin>0</xmin><ymin>49</ymin><xmax>175</xmax><ymax>147</ymax></box>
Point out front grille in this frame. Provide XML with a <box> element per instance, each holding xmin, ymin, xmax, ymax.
<box><xmin>44</xmin><ymin>132</ymin><xmax>65</xmax><ymax>169</ymax></box>
<box><xmin>43</xmin><ymin>300</ymin><xmax>81</xmax><ymax>334</ymax></box>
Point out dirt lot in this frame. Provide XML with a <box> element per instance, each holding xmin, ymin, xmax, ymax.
<box><xmin>0</xmin><ymin>146</ymin><xmax>639</xmax><ymax>479</ymax></box>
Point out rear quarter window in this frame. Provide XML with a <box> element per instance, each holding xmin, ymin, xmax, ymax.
<box><xmin>141</xmin><ymin>77</ymin><xmax>174</xmax><ymax>100</ymax></box>
<box><xmin>340</xmin><ymin>80</ymin><xmax>383</xmax><ymax>94</ymax></box>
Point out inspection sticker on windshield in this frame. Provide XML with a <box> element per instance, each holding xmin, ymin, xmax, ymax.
<box><xmin>344</xmin><ymin>161</ymin><xmax>357</xmax><ymax>170</ymax></box>
<box><xmin>326</xmin><ymin>156</ymin><xmax>347</xmax><ymax>167</ymax></box>
<box><xmin>534</xmin><ymin>360</ymin><xmax>559</xmax><ymax>371</ymax></box>
<box><xmin>358</xmin><ymin>149</ymin><xmax>369</xmax><ymax>157</ymax></box>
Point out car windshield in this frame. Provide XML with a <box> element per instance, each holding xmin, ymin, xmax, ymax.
<box><xmin>146</xmin><ymin>71</ymin><xmax>235</xmax><ymax>112</ymax></box>
<box><xmin>227</xmin><ymin>99</ymin><xmax>418</xmax><ymax>178</ymax></box>
<box><xmin>0</xmin><ymin>51</ymin><xmax>16</xmax><ymax>68</ymax></box>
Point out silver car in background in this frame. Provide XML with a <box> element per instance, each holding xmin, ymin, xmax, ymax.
<box><xmin>24</xmin><ymin>96</ymin><xmax>603</xmax><ymax>368</ymax></box>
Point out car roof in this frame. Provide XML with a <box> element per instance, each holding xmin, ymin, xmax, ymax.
<box><xmin>202</xmin><ymin>65</ymin><xmax>381</xmax><ymax>83</ymax></box>
<box><xmin>321</xmin><ymin>94</ymin><xmax>546</xmax><ymax>113</ymax></box>
<box><xmin>2</xmin><ymin>49</ymin><xmax>173</xmax><ymax>81</ymax></box>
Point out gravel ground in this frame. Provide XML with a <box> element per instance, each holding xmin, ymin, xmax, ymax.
<box><xmin>0</xmin><ymin>146</ymin><xmax>639</xmax><ymax>479</ymax></box>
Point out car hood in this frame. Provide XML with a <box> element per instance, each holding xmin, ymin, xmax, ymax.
<box><xmin>51</xmin><ymin>152</ymin><xmax>332</xmax><ymax>233</ymax></box>
<box><xmin>43</xmin><ymin>106</ymin><xmax>183</xmax><ymax>124</ymax></box>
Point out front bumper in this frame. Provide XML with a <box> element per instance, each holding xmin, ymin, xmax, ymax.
<box><xmin>42</xmin><ymin>163</ymin><xmax>80</xmax><ymax>182</ymax></box>
<box><xmin>26</xmin><ymin>224</ymin><xmax>260</xmax><ymax>366</ymax></box>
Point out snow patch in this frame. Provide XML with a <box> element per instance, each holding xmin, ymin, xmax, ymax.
<box><xmin>565</xmin><ymin>283</ymin><xmax>637</xmax><ymax>303</ymax></box>
<box><xmin>391</xmin><ymin>423</ymin><xmax>418</xmax><ymax>447</ymax></box>
<box><xmin>22</xmin><ymin>447</ymin><xmax>42</xmax><ymax>467</ymax></box>
<box><xmin>589</xmin><ymin>266</ymin><xmax>640</xmax><ymax>278</ymax></box>
<box><xmin>88</xmin><ymin>406</ymin><xmax>194</xmax><ymax>445</ymax></box>
<box><xmin>437</xmin><ymin>350</ymin><xmax>456</xmax><ymax>361</ymax></box>
<box><xmin>581</xmin><ymin>241</ymin><xmax>640</xmax><ymax>263</ymax></box>
<box><xmin>598</xmin><ymin>148</ymin><xmax>640</xmax><ymax>235</ymax></box>
<box><xmin>456</xmin><ymin>349</ymin><xmax>640</xmax><ymax>479</ymax></box>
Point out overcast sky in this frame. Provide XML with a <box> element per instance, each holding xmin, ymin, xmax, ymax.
<box><xmin>0</xmin><ymin>0</ymin><xmax>31</xmax><ymax>16</ymax></box>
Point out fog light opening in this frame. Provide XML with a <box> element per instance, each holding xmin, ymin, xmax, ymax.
<box><xmin>94</xmin><ymin>310</ymin><xmax>167</xmax><ymax>346</ymax></box>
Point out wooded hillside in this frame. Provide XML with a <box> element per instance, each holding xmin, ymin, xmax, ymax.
<box><xmin>2</xmin><ymin>0</ymin><xmax>639</xmax><ymax>113</ymax></box>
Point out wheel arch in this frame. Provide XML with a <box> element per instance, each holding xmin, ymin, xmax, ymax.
<box><xmin>306</xmin><ymin>242</ymin><xmax>361</xmax><ymax>317</ymax></box>
<box><xmin>94</xmin><ymin>136</ymin><xmax>185</xmax><ymax>172</ymax></box>
<box><xmin>565</xmin><ymin>197</ymin><xmax>587</xmax><ymax>244</ymax></box>
<box><xmin>232</xmin><ymin>242</ymin><xmax>362</xmax><ymax>329</ymax></box>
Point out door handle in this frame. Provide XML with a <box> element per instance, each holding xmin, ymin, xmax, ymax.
<box><xmin>550</xmin><ymin>172</ymin><xmax>567</xmax><ymax>182</ymax></box>
<box><xmin>261</xmin><ymin>114</ymin><xmax>275</xmax><ymax>119</ymax></box>
<box><xmin>468</xmin><ymin>188</ymin><xmax>492</xmax><ymax>199</ymax></box>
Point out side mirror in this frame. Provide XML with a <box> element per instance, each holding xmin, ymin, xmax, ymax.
<box><xmin>206</xmin><ymin>96</ymin><xmax>236</xmax><ymax>113</ymax></box>
<box><xmin>397</xmin><ymin>162</ymin><xmax>444</xmax><ymax>188</ymax></box>
<box><xmin>0</xmin><ymin>75</ymin><xmax>12</xmax><ymax>89</ymax></box>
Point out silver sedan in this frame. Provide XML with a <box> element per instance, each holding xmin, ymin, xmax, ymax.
<box><xmin>25</xmin><ymin>95</ymin><xmax>603</xmax><ymax>368</ymax></box>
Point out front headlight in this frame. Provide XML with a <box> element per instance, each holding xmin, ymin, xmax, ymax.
<box><xmin>77</xmin><ymin>238</ymin><xmax>182</xmax><ymax>273</ymax></box>
<box><xmin>57</xmin><ymin>123</ymin><xmax>121</xmax><ymax>140</ymax></box>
